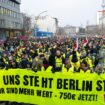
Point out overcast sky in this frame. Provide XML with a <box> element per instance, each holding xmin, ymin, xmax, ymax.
<box><xmin>21</xmin><ymin>0</ymin><xmax>102</xmax><ymax>27</ymax></box>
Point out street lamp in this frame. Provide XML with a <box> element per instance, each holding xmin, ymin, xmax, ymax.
<box><xmin>38</xmin><ymin>11</ymin><xmax>47</xmax><ymax>18</ymax></box>
<box><xmin>101</xmin><ymin>0</ymin><xmax>105</xmax><ymax>36</ymax></box>
<box><xmin>34</xmin><ymin>11</ymin><xmax>47</xmax><ymax>37</ymax></box>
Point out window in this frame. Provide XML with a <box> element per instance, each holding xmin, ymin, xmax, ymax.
<box><xmin>11</xmin><ymin>1</ymin><xmax>14</xmax><ymax>6</ymax></box>
<box><xmin>8</xmin><ymin>10</ymin><xmax>10</xmax><ymax>16</ymax></box>
<box><xmin>15</xmin><ymin>4</ymin><xmax>19</xmax><ymax>8</ymax></box>
<box><xmin>16</xmin><ymin>13</ymin><xmax>18</xmax><ymax>18</ymax></box>
<box><xmin>0</xmin><ymin>0</ymin><xmax>6</xmax><ymax>2</ymax></box>
<box><xmin>8</xmin><ymin>1</ymin><xmax>16</xmax><ymax>7</ymax></box>
<box><xmin>17</xmin><ymin>13</ymin><xmax>20</xmax><ymax>18</ymax></box>
<box><xmin>13</xmin><ymin>12</ymin><xmax>15</xmax><ymax>18</ymax></box>
<box><xmin>13</xmin><ymin>2</ymin><xmax>15</xmax><ymax>7</ymax></box>
<box><xmin>0</xmin><ymin>6</ymin><xmax>20</xmax><ymax>19</ymax></box>
<box><xmin>0</xmin><ymin>0</ymin><xmax>1</xmax><ymax>2</ymax></box>
<box><xmin>9</xmin><ymin>10</ymin><xmax>11</xmax><ymax>16</ymax></box>
<box><xmin>0</xmin><ymin>7</ymin><xmax>3</xmax><ymax>14</ymax></box>
<box><xmin>0</xmin><ymin>7</ymin><xmax>1</xmax><ymax>14</ymax></box>
<box><xmin>3</xmin><ymin>8</ymin><xmax>6</xmax><ymax>14</ymax></box>
<box><xmin>11</xmin><ymin>11</ymin><xmax>14</xmax><ymax>17</ymax></box>
<box><xmin>0</xmin><ymin>19</ymin><xmax>5</xmax><ymax>25</ymax></box>
<box><xmin>6</xmin><ymin>9</ymin><xmax>8</xmax><ymax>15</ymax></box>
<box><xmin>8</xmin><ymin>0</ymin><xmax>10</xmax><ymax>4</ymax></box>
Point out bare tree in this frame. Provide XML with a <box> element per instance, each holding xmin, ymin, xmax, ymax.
<box><xmin>22</xmin><ymin>13</ymin><xmax>32</xmax><ymax>35</ymax></box>
<box><xmin>57</xmin><ymin>27</ymin><xmax>66</xmax><ymax>36</ymax></box>
<box><xmin>86</xmin><ymin>25</ymin><xmax>101</xmax><ymax>35</ymax></box>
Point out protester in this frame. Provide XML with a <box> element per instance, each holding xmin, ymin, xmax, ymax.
<box><xmin>62</xmin><ymin>58</ymin><xmax>76</xmax><ymax>73</ymax></box>
<box><xmin>78</xmin><ymin>60</ymin><xmax>91</xmax><ymax>73</ymax></box>
<box><xmin>0</xmin><ymin>37</ymin><xmax>105</xmax><ymax>74</ymax></box>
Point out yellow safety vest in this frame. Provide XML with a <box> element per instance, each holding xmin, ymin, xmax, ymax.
<box><xmin>55</xmin><ymin>57</ymin><xmax>62</xmax><ymax>68</ymax></box>
<box><xmin>80</xmin><ymin>69</ymin><xmax>90</xmax><ymax>73</ymax></box>
<box><xmin>16</xmin><ymin>58</ymin><xmax>21</xmax><ymax>63</ymax></box>
<box><xmin>71</xmin><ymin>61</ymin><xmax>80</xmax><ymax>71</ymax></box>
<box><xmin>28</xmin><ymin>58</ymin><xmax>32</xmax><ymax>63</ymax></box>
<box><xmin>81</xmin><ymin>57</ymin><xmax>93</xmax><ymax>68</ymax></box>
<box><xmin>104</xmin><ymin>59</ymin><xmax>105</xmax><ymax>69</ymax></box>
<box><xmin>3</xmin><ymin>58</ymin><xmax>8</xmax><ymax>64</ymax></box>
<box><xmin>62</xmin><ymin>64</ymin><xmax>74</xmax><ymax>73</ymax></box>
<box><xmin>41</xmin><ymin>66</ymin><xmax>52</xmax><ymax>72</ymax></box>
<box><xmin>62</xmin><ymin>53</ymin><xmax>65</xmax><ymax>58</ymax></box>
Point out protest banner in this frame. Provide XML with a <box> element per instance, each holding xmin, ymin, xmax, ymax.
<box><xmin>0</xmin><ymin>69</ymin><xmax>105</xmax><ymax>105</ymax></box>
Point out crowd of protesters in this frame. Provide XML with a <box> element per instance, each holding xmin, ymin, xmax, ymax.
<box><xmin>0</xmin><ymin>36</ymin><xmax>105</xmax><ymax>74</ymax></box>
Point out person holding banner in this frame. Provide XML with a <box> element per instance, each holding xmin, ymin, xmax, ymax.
<box><xmin>95</xmin><ymin>63</ymin><xmax>103</xmax><ymax>74</ymax></box>
<box><xmin>32</xmin><ymin>54</ymin><xmax>43</xmax><ymax>72</ymax></box>
<box><xmin>70</xmin><ymin>51</ymin><xmax>80</xmax><ymax>71</ymax></box>
<box><xmin>0</xmin><ymin>56</ymin><xmax>6</xmax><ymax>69</ymax></box>
<box><xmin>62</xmin><ymin>58</ymin><xmax>76</xmax><ymax>73</ymax></box>
<box><xmin>41</xmin><ymin>58</ymin><xmax>53</xmax><ymax>72</ymax></box>
<box><xmin>78</xmin><ymin>60</ymin><xmax>91</xmax><ymax>73</ymax></box>
<box><xmin>80</xmin><ymin>51</ymin><xmax>93</xmax><ymax>72</ymax></box>
<box><xmin>0</xmin><ymin>37</ymin><xmax>105</xmax><ymax>75</ymax></box>
<box><xmin>51</xmin><ymin>50</ymin><xmax>64</xmax><ymax>73</ymax></box>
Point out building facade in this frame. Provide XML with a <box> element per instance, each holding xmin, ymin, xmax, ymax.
<box><xmin>34</xmin><ymin>16</ymin><xmax>58</xmax><ymax>37</ymax></box>
<box><xmin>97</xmin><ymin>10</ymin><xmax>105</xmax><ymax>35</ymax></box>
<box><xmin>86</xmin><ymin>25</ymin><xmax>99</xmax><ymax>35</ymax></box>
<box><xmin>0</xmin><ymin>0</ymin><xmax>23</xmax><ymax>40</ymax></box>
<box><xmin>64</xmin><ymin>25</ymin><xmax>77</xmax><ymax>36</ymax></box>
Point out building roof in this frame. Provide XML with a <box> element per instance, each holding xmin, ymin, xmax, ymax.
<box><xmin>9</xmin><ymin>0</ymin><xmax>21</xmax><ymax>4</ymax></box>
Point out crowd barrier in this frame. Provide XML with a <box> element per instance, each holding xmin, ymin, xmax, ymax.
<box><xmin>0</xmin><ymin>69</ymin><xmax>105</xmax><ymax>105</ymax></box>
